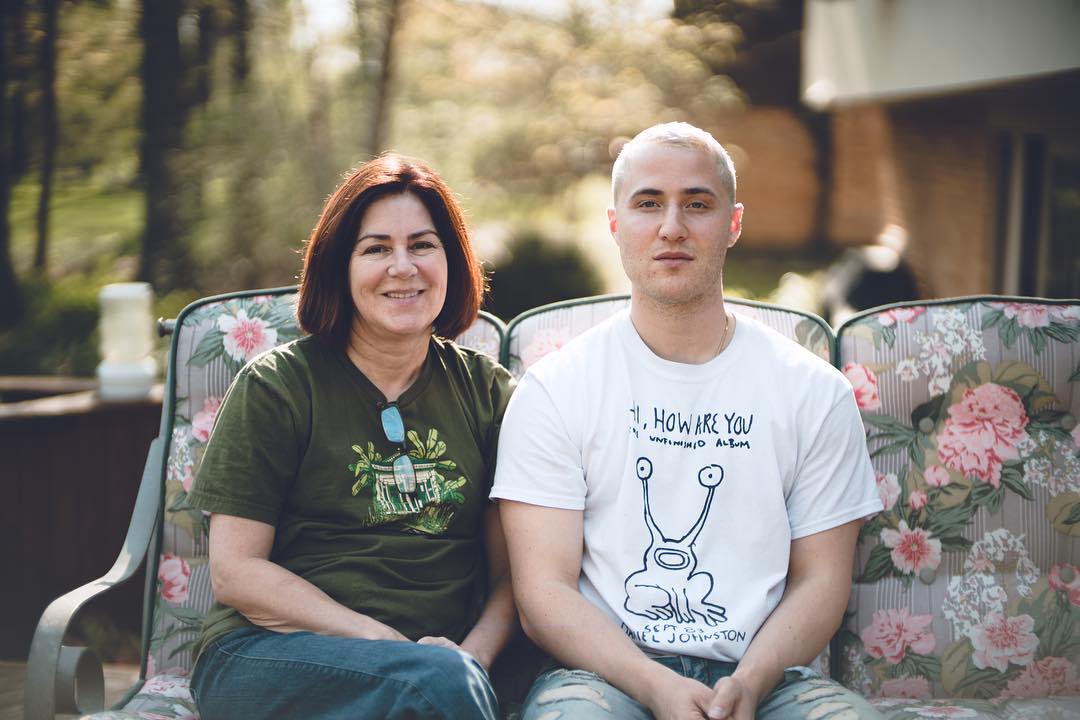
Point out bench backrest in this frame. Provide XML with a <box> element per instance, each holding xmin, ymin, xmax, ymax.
<box><xmin>505</xmin><ymin>293</ymin><xmax>832</xmax><ymax>378</ymax></box>
<box><xmin>833</xmin><ymin>299</ymin><xmax>1080</xmax><ymax>701</ymax></box>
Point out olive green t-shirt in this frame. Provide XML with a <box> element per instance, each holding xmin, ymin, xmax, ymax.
<box><xmin>187</xmin><ymin>334</ymin><xmax>514</xmax><ymax>662</ymax></box>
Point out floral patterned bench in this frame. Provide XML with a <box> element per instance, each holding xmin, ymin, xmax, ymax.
<box><xmin>835</xmin><ymin>300</ymin><xmax>1080</xmax><ymax>719</ymax></box>
<box><xmin>24</xmin><ymin>290</ymin><xmax>1079</xmax><ymax>720</ymax></box>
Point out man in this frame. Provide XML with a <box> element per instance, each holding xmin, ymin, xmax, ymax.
<box><xmin>491</xmin><ymin>122</ymin><xmax>884</xmax><ymax>720</ymax></box>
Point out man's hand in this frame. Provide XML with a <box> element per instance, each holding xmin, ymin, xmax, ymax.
<box><xmin>705</xmin><ymin>675</ymin><xmax>760</xmax><ymax>720</ymax></box>
<box><xmin>644</xmin><ymin>672</ymin><xmax>716</xmax><ymax>720</ymax></box>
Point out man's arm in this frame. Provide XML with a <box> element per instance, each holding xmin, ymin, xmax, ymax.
<box><xmin>706</xmin><ymin>519</ymin><xmax>862</xmax><ymax>720</ymax></box>
<box><xmin>501</xmin><ymin>500</ymin><xmax>716</xmax><ymax>720</ymax></box>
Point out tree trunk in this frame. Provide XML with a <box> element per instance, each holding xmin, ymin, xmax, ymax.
<box><xmin>366</xmin><ymin>0</ymin><xmax>401</xmax><ymax>156</ymax></box>
<box><xmin>8</xmin><ymin>0</ymin><xmax>30</xmax><ymax>180</ymax></box>
<box><xmin>231</xmin><ymin>0</ymin><xmax>249</xmax><ymax>86</ymax></box>
<box><xmin>0</xmin><ymin>4</ymin><xmax>25</xmax><ymax>329</ymax></box>
<box><xmin>137</xmin><ymin>0</ymin><xmax>194</xmax><ymax>292</ymax></box>
<box><xmin>34</xmin><ymin>0</ymin><xmax>60</xmax><ymax>273</ymax></box>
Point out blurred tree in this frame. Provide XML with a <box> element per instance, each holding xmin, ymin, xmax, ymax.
<box><xmin>137</xmin><ymin>0</ymin><xmax>196</xmax><ymax>291</ymax></box>
<box><xmin>231</xmin><ymin>0</ymin><xmax>249</xmax><ymax>84</ymax></box>
<box><xmin>354</xmin><ymin>0</ymin><xmax>403</xmax><ymax>156</ymax></box>
<box><xmin>8</xmin><ymin>0</ymin><xmax>32</xmax><ymax>180</ymax></box>
<box><xmin>391</xmin><ymin>0</ymin><xmax>744</xmax><ymax>211</ymax></box>
<box><xmin>485</xmin><ymin>230</ymin><xmax>604</xmax><ymax>321</ymax></box>
<box><xmin>0</xmin><ymin>3</ymin><xmax>25</xmax><ymax>328</ymax></box>
<box><xmin>34</xmin><ymin>0</ymin><xmax>60</xmax><ymax>273</ymax></box>
<box><xmin>673</xmin><ymin>0</ymin><xmax>830</xmax><ymax>253</ymax></box>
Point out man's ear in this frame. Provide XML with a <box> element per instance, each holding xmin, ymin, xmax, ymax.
<box><xmin>728</xmin><ymin>203</ymin><xmax>744</xmax><ymax>247</ymax></box>
<box><xmin>607</xmin><ymin>207</ymin><xmax>617</xmax><ymax>239</ymax></box>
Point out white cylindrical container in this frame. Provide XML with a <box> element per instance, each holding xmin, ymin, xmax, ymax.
<box><xmin>96</xmin><ymin>282</ymin><xmax>157</xmax><ymax>401</ymax></box>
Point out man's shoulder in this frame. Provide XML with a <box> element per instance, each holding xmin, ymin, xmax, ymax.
<box><xmin>736</xmin><ymin>314</ymin><xmax>849</xmax><ymax>390</ymax></box>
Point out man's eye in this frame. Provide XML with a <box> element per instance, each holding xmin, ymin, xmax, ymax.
<box><xmin>638</xmin><ymin>200</ymin><xmax>660</xmax><ymax>208</ymax></box>
<box><xmin>687</xmin><ymin>201</ymin><xmax>709</xmax><ymax>209</ymax></box>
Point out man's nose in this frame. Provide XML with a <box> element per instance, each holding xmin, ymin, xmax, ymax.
<box><xmin>659</xmin><ymin>207</ymin><xmax>687</xmax><ymax>242</ymax></box>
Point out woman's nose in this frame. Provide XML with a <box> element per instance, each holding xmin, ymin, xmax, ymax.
<box><xmin>387</xmin><ymin>247</ymin><xmax>417</xmax><ymax>277</ymax></box>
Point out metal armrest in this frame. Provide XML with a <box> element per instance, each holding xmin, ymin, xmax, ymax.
<box><xmin>25</xmin><ymin>436</ymin><xmax>165</xmax><ymax>720</ymax></box>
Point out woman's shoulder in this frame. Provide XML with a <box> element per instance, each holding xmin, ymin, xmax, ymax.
<box><xmin>434</xmin><ymin>336</ymin><xmax>507</xmax><ymax>375</ymax></box>
<box><xmin>237</xmin><ymin>334</ymin><xmax>332</xmax><ymax>386</ymax></box>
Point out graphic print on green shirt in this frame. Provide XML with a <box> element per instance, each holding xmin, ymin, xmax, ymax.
<box><xmin>348</xmin><ymin>427</ymin><xmax>468</xmax><ymax>534</ymax></box>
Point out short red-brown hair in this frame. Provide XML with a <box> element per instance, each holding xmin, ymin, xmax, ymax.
<box><xmin>298</xmin><ymin>154</ymin><xmax>484</xmax><ymax>345</ymax></box>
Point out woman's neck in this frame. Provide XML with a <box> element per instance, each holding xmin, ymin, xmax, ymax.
<box><xmin>346</xmin><ymin>329</ymin><xmax>431</xmax><ymax>401</ymax></box>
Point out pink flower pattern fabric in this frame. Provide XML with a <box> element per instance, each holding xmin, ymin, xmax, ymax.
<box><xmin>992</xmin><ymin>302</ymin><xmax>1052</xmax><ymax>327</ymax></box>
<box><xmin>1048</xmin><ymin>564</ymin><xmax>1080</xmax><ymax>607</ymax></box>
<box><xmin>879</xmin><ymin>677</ymin><xmax>932</xmax><ymax>699</ymax></box>
<box><xmin>842</xmin><ymin>362</ymin><xmax>881</xmax><ymax>411</ymax></box>
<box><xmin>878</xmin><ymin>306</ymin><xmax>926</xmax><ymax>326</ymax></box>
<box><xmin>190</xmin><ymin>396</ymin><xmax>222</xmax><ymax>443</ymax></box>
<box><xmin>969</xmin><ymin>613</ymin><xmax>1038</xmax><ymax>672</ymax></box>
<box><xmin>935</xmin><ymin>383</ymin><xmax>1028</xmax><ymax>488</ymax></box>
<box><xmin>861</xmin><ymin>607</ymin><xmax>936</xmax><ymax>663</ymax></box>
<box><xmin>880</xmin><ymin>521</ymin><xmax>941</xmax><ymax>575</ymax></box>
<box><xmin>158</xmin><ymin>553</ymin><xmax>191</xmax><ymax>604</ymax></box>
<box><xmin>217</xmin><ymin>309</ymin><xmax>278</xmax><ymax>363</ymax></box>
<box><xmin>1000</xmin><ymin>656</ymin><xmax>1080</xmax><ymax>698</ymax></box>
<box><xmin>923</xmin><ymin>465</ymin><xmax>951</xmax><ymax>488</ymax></box>
<box><xmin>875</xmin><ymin>471</ymin><xmax>901</xmax><ymax>511</ymax></box>
<box><xmin>838</xmin><ymin>300</ymin><xmax>1080</xmax><ymax>715</ymax></box>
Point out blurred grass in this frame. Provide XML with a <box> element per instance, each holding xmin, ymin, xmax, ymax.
<box><xmin>9</xmin><ymin>179</ymin><xmax>142</xmax><ymax>277</ymax></box>
<box><xmin>725</xmin><ymin>250</ymin><xmax>835</xmax><ymax>301</ymax></box>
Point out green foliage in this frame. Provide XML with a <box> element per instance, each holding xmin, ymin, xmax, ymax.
<box><xmin>0</xmin><ymin>275</ymin><xmax>100</xmax><ymax>375</ymax></box>
<box><xmin>484</xmin><ymin>230</ymin><xmax>605</xmax><ymax>321</ymax></box>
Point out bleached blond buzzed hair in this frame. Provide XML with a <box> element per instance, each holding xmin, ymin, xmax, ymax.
<box><xmin>611</xmin><ymin>122</ymin><xmax>737</xmax><ymax>205</ymax></box>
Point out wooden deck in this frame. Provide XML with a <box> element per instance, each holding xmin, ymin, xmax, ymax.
<box><xmin>0</xmin><ymin>661</ymin><xmax>139</xmax><ymax>719</ymax></box>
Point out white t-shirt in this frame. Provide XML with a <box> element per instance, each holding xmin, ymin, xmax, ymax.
<box><xmin>491</xmin><ymin>309</ymin><xmax>881</xmax><ymax>662</ymax></box>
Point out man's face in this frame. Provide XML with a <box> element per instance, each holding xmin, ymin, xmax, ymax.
<box><xmin>608</xmin><ymin>143</ymin><xmax>743</xmax><ymax>310</ymax></box>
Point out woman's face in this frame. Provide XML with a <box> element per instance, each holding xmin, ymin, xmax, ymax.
<box><xmin>349</xmin><ymin>192</ymin><xmax>449</xmax><ymax>344</ymax></box>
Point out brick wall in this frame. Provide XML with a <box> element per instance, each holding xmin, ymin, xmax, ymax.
<box><xmin>828</xmin><ymin>98</ymin><xmax>996</xmax><ymax>297</ymax></box>
<box><xmin>709</xmin><ymin>107</ymin><xmax>821</xmax><ymax>249</ymax></box>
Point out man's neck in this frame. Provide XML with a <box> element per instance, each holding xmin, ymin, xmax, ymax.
<box><xmin>629</xmin><ymin>291</ymin><xmax>731</xmax><ymax>365</ymax></box>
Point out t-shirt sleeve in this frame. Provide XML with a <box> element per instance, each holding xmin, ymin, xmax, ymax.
<box><xmin>490</xmin><ymin>370</ymin><xmax>586</xmax><ymax>510</ymax></box>
<box><xmin>481</xmin><ymin>361</ymin><xmax>516</xmax><ymax>489</ymax></box>
<box><xmin>786</xmin><ymin>388</ymin><xmax>882</xmax><ymax>538</ymax></box>
<box><xmin>186</xmin><ymin>364</ymin><xmax>303</xmax><ymax>525</ymax></box>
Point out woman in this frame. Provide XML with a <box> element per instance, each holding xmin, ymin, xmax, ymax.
<box><xmin>188</xmin><ymin>154</ymin><xmax>515</xmax><ymax>719</ymax></box>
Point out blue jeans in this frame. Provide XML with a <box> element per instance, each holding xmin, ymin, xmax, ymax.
<box><xmin>191</xmin><ymin>627</ymin><xmax>499</xmax><ymax>720</ymax></box>
<box><xmin>521</xmin><ymin>657</ymin><xmax>884</xmax><ymax>720</ymax></box>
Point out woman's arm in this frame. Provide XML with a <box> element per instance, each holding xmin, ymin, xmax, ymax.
<box><xmin>208</xmin><ymin>512</ymin><xmax>408</xmax><ymax>641</ymax></box>
<box><xmin>454</xmin><ymin>504</ymin><xmax>518</xmax><ymax>671</ymax></box>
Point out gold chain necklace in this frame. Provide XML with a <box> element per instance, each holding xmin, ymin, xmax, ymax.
<box><xmin>714</xmin><ymin>309</ymin><xmax>736</xmax><ymax>357</ymax></box>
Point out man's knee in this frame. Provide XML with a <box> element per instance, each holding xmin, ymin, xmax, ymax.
<box><xmin>523</xmin><ymin>668</ymin><xmax>620</xmax><ymax>719</ymax></box>
<box><xmin>760</xmin><ymin>675</ymin><xmax>885</xmax><ymax>720</ymax></box>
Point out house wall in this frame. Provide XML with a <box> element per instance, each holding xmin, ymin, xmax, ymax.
<box><xmin>709</xmin><ymin>107</ymin><xmax>821</xmax><ymax>249</ymax></box>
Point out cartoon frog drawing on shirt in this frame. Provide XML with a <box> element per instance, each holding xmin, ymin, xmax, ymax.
<box><xmin>624</xmin><ymin>456</ymin><xmax>728</xmax><ymax>626</ymax></box>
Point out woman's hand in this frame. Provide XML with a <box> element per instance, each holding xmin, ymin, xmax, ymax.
<box><xmin>417</xmin><ymin>635</ymin><xmax>485</xmax><ymax>668</ymax></box>
<box><xmin>355</xmin><ymin>616</ymin><xmax>410</xmax><ymax>642</ymax></box>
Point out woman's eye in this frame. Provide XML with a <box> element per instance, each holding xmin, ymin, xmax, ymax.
<box><xmin>411</xmin><ymin>239</ymin><xmax>441</xmax><ymax>253</ymax></box>
<box><xmin>360</xmin><ymin>245</ymin><xmax>388</xmax><ymax>255</ymax></box>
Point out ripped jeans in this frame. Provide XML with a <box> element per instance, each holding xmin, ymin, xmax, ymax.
<box><xmin>521</xmin><ymin>657</ymin><xmax>885</xmax><ymax>720</ymax></box>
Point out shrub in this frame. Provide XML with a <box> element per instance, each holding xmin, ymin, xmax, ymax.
<box><xmin>484</xmin><ymin>230</ymin><xmax>604</xmax><ymax>321</ymax></box>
